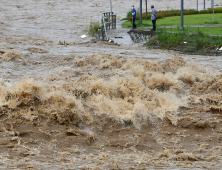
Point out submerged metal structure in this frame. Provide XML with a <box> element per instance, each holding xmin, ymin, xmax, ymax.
<box><xmin>101</xmin><ymin>12</ymin><xmax>116</xmax><ymax>41</ymax></box>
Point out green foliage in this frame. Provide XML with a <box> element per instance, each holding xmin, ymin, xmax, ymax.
<box><xmin>194</xmin><ymin>30</ymin><xmax>210</xmax><ymax>50</ymax></box>
<box><xmin>151</xmin><ymin>28</ymin><xmax>187</xmax><ymax>46</ymax></box>
<box><xmin>88</xmin><ymin>22</ymin><xmax>101</xmax><ymax>37</ymax></box>
<box><xmin>199</xmin><ymin>7</ymin><xmax>222</xmax><ymax>14</ymax></box>
<box><xmin>211</xmin><ymin>39</ymin><xmax>222</xmax><ymax>47</ymax></box>
<box><xmin>149</xmin><ymin>34</ymin><xmax>158</xmax><ymax>44</ymax></box>
<box><xmin>127</xmin><ymin>10</ymin><xmax>132</xmax><ymax>18</ymax></box>
<box><xmin>162</xmin><ymin>32</ymin><xmax>184</xmax><ymax>45</ymax></box>
<box><xmin>149</xmin><ymin>28</ymin><xmax>222</xmax><ymax>52</ymax></box>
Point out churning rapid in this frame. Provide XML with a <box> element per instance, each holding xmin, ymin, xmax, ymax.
<box><xmin>1</xmin><ymin>0</ymin><xmax>222</xmax><ymax>169</ymax></box>
<box><xmin>1</xmin><ymin>52</ymin><xmax>222</xmax><ymax>169</ymax></box>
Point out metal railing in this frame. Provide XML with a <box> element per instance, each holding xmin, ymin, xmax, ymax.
<box><xmin>101</xmin><ymin>12</ymin><xmax>116</xmax><ymax>41</ymax></box>
<box><xmin>102</xmin><ymin>13</ymin><xmax>108</xmax><ymax>41</ymax></box>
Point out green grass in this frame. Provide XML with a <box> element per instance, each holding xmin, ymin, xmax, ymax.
<box><xmin>148</xmin><ymin>28</ymin><xmax>222</xmax><ymax>55</ymax></box>
<box><xmin>161</xmin><ymin>26</ymin><xmax>222</xmax><ymax>35</ymax></box>
<box><xmin>120</xmin><ymin>18</ymin><xmax>128</xmax><ymax>21</ymax></box>
<box><xmin>122</xmin><ymin>13</ymin><xmax>222</xmax><ymax>28</ymax></box>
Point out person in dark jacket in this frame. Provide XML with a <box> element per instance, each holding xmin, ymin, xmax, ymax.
<box><xmin>131</xmin><ymin>5</ymin><xmax>137</xmax><ymax>29</ymax></box>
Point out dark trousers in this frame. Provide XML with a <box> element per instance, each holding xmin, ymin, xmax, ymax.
<box><xmin>152</xmin><ymin>20</ymin><xmax>156</xmax><ymax>31</ymax></box>
<box><xmin>132</xmin><ymin>18</ymin><xmax>137</xmax><ymax>29</ymax></box>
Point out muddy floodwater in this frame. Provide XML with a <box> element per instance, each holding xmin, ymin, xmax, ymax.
<box><xmin>1</xmin><ymin>0</ymin><xmax>222</xmax><ymax>169</ymax></box>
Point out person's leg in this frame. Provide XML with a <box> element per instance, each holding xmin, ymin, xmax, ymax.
<box><xmin>133</xmin><ymin>18</ymin><xmax>136</xmax><ymax>29</ymax></box>
<box><xmin>151</xmin><ymin>20</ymin><xmax>155</xmax><ymax>31</ymax></box>
<box><xmin>153</xmin><ymin>20</ymin><xmax>156</xmax><ymax>31</ymax></box>
<box><xmin>134</xmin><ymin>18</ymin><xmax>137</xmax><ymax>28</ymax></box>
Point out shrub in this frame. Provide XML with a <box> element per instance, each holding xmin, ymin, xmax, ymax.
<box><xmin>127</xmin><ymin>10</ymin><xmax>132</xmax><ymax>18</ymax></box>
<box><xmin>88</xmin><ymin>22</ymin><xmax>101</xmax><ymax>36</ymax></box>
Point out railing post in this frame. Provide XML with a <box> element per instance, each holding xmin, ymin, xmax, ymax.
<box><xmin>146</xmin><ymin>0</ymin><xmax>147</xmax><ymax>20</ymax></box>
<box><xmin>197</xmin><ymin>0</ymin><xmax>198</xmax><ymax>11</ymax></box>
<box><xmin>181</xmin><ymin>0</ymin><xmax>184</xmax><ymax>30</ymax></box>
<box><xmin>212</xmin><ymin>0</ymin><xmax>214</xmax><ymax>22</ymax></box>
<box><xmin>140</xmin><ymin>0</ymin><xmax>142</xmax><ymax>24</ymax></box>
<box><xmin>110</xmin><ymin>0</ymin><xmax>112</xmax><ymax>12</ymax></box>
<box><xmin>204</xmin><ymin>0</ymin><xmax>205</xmax><ymax>10</ymax></box>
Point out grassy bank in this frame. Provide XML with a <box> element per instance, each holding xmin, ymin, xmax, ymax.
<box><xmin>162</xmin><ymin>26</ymin><xmax>222</xmax><ymax>35</ymax></box>
<box><xmin>123</xmin><ymin>13</ymin><xmax>222</xmax><ymax>28</ymax></box>
<box><xmin>148</xmin><ymin>29</ymin><xmax>222</xmax><ymax>55</ymax></box>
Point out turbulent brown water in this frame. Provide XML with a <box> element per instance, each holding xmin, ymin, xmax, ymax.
<box><xmin>1</xmin><ymin>0</ymin><xmax>222</xmax><ymax>169</ymax></box>
<box><xmin>1</xmin><ymin>53</ymin><xmax>222</xmax><ymax>169</ymax></box>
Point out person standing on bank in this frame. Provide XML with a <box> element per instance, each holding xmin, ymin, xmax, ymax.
<box><xmin>151</xmin><ymin>5</ymin><xmax>157</xmax><ymax>31</ymax></box>
<box><xmin>131</xmin><ymin>5</ymin><xmax>137</xmax><ymax>29</ymax></box>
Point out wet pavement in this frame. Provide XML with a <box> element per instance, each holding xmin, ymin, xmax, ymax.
<box><xmin>106</xmin><ymin>20</ymin><xmax>134</xmax><ymax>44</ymax></box>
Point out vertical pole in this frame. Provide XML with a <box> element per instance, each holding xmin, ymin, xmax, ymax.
<box><xmin>204</xmin><ymin>0</ymin><xmax>205</xmax><ymax>10</ymax></box>
<box><xmin>212</xmin><ymin>0</ymin><xmax>214</xmax><ymax>22</ymax></box>
<box><xmin>140</xmin><ymin>0</ymin><xmax>142</xmax><ymax>24</ymax></box>
<box><xmin>197</xmin><ymin>0</ymin><xmax>198</xmax><ymax>11</ymax></box>
<box><xmin>211</xmin><ymin>0</ymin><xmax>213</xmax><ymax>8</ymax></box>
<box><xmin>181</xmin><ymin>0</ymin><xmax>184</xmax><ymax>30</ymax></box>
<box><xmin>110</xmin><ymin>0</ymin><xmax>112</xmax><ymax>12</ymax></box>
<box><xmin>146</xmin><ymin>0</ymin><xmax>147</xmax><ymax>20</ymax></box>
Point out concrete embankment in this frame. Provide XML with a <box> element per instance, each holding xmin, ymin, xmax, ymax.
<box><xmin>128</xmin><ymin>29</ymin><xmax>156</xmax><ymax>44</ymax></box>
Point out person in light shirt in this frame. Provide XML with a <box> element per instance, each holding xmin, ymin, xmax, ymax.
<box><xmin>151</xmin><ymin>5</ymin><xmax>157</xmax><ymax>31</ymax></box>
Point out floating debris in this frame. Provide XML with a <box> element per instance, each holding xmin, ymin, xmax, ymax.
<box><xmin>81</xmin><ymin>35</ymin><xmax>87</xmax><ymax>38</ymax></box>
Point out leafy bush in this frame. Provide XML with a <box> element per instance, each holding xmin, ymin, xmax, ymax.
<box><xmin>127</xmin><ymin>10</ymin><xmax>132</xmax><ymax>18</ymax></box>
<box><xmin>88</xmin><ymin>22</ymin><xmax>101</xmax><ymax>36</ymax></box>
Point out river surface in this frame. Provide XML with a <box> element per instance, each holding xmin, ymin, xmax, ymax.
<box><xmin>0</xmin><ymin>0</ymin><xmax>222</xmax><ymax>169</ymax></box>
